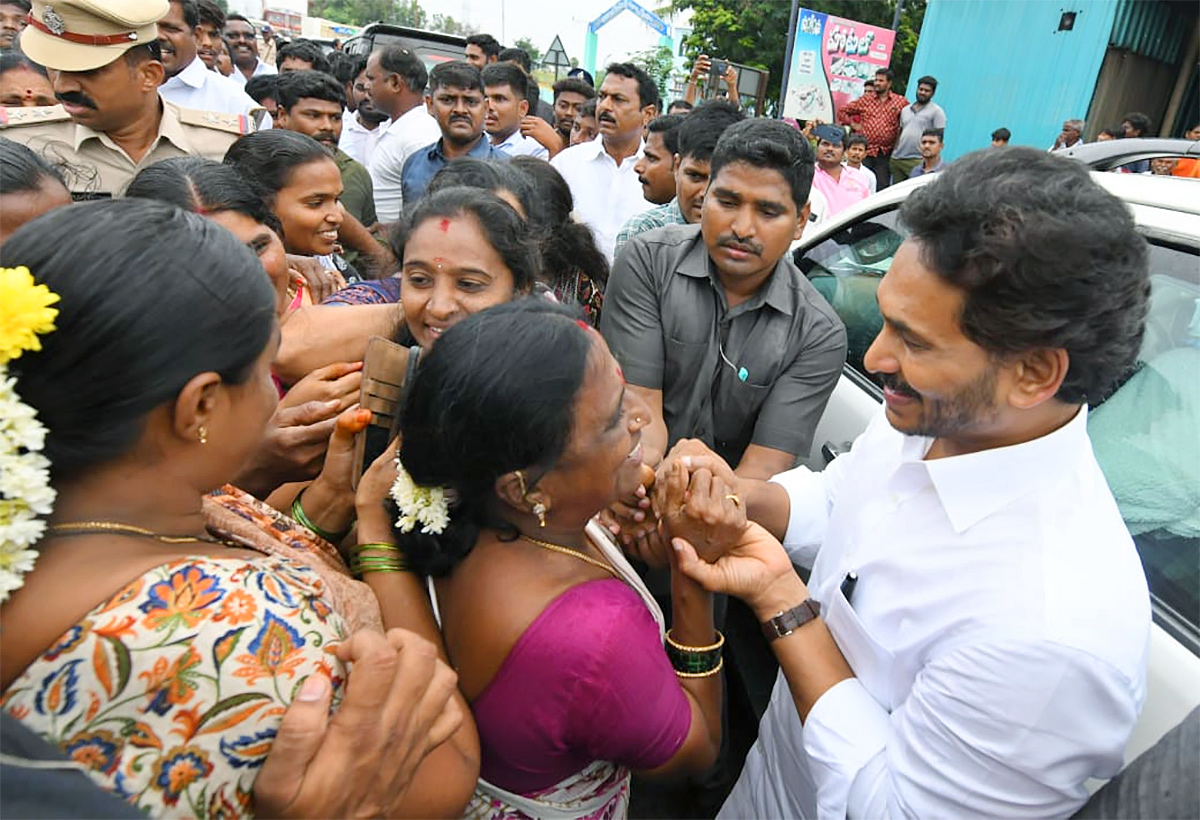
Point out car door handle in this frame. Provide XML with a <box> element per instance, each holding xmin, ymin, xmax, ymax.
<box><xmin>821</xmin><ymin>442</ymin><xmax>843</xmax><ymax>464</ymax></box>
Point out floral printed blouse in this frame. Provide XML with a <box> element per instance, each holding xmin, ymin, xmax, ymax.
<box><xmin>1</xmin><ymin>554</ymin><xmax>349</xmax><ymax>818</ymax></box>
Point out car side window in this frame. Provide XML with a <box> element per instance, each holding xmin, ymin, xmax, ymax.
<box><xmin>1088</xmin><ymin>239</ymin><xmax>1200</xmax><ymax>647</ymax></box>
<box><xmin>796</xmin><ymin>209</ymin><xmax>906</xmax><ymax>385</ymax></box>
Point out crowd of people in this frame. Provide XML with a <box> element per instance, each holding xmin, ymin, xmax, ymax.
<box><xmin>0</xmin><ymin>0</ymin><xmax>1186</xmax><ymax>818</ymax></box>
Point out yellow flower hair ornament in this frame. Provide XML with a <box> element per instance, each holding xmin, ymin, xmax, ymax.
<box><xmin>0</xmin><ymin>266</ymin><xmax>59</xmax><ymax>603</ymax></box>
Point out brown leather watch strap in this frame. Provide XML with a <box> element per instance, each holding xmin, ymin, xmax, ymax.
<box><xmin>762</xmin><ymin>598</ymin><xmax>821</xmax><ymax>641</ymax></box>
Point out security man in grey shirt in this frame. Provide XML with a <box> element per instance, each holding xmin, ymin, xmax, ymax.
<box><xmin>602</xmin><ymin>117</ymin><xmax>846</xmax><ymax>481</ymax></box>
<box><xmin>601</xmin><ymin>117</ymin><xmax>846</xmax><ymax>814</ymax></box>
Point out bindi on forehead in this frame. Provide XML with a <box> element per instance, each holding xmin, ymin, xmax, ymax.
<box><xmin>439</xmin><ymin>218</ymin><xmax>450</xmax><ymax>233</ymax></box>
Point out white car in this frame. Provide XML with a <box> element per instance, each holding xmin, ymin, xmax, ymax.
<box><xmin>791</xmin><ymin>168</ymin><xmax>1200</xmax><ymax>787</ymax></box>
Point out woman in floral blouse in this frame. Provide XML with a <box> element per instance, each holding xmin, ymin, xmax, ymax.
<box><xmin>0</xmin><ymin>200</ymin><xmax>477</xmax><ymax>818</ymax></box>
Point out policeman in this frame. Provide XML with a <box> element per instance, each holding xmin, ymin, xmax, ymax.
<box><xmin>0</xmin><ymin>0</ymin><xmax>252</xmax><ymax>198</ymax></box>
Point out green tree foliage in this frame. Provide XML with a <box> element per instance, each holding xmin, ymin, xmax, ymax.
<box><xmin>514</xmin><ymin>36</ymin><xmax>542</xmax><ymax>64</ymax></box>
<box><xmin>429</xmin><ymin>13</ymin><xmax>479</xmax><ymax>36</ymax></box>
<box><xmin>308</xmin><ymin>0</ymin><xmax>427</xmax><ymax>27</ymax></box>
<box><xmin>667</xmin><ymin>0</ymin><xmax>926</xmax><ymax>110</ymax></box>
<box><xmin>628</xmin><ymin>44</ymin><xmax>677</xmax><ymax>102</ymax></box>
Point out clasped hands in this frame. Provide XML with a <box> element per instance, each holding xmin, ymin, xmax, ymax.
<box><xmin>604</xmin><ymin>440</ymin><xmax>804</xmax><ymax>614</ymax></box>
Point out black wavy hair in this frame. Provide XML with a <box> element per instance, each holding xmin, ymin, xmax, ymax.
<box><xmin>394</xmin><ymin>300</ymin><xmax>592</xmax><ymax>575</ymax></box>
<box><xmin>223</xmin><ymin>129</ymin><xmax>331</xmax><ymax>203</ymax></box>
<box><xmin>646</xmin><ymin>113</ymin><xmax>684</xmax><ymax>155</ymax></box>
<box><xmin>125</xmin><ymin>156</ymin><xmax>282</xmax><ymax>236</ymax></box>
<box><xmin>428</xmin><ymin>60</ymin><xmax>482</xmax><ymax>94</ymax></box>
<box><xmin>391</xmin><ymin>185</ymin><xmax>540</xmax><ymax>294</ymax></box>
<box><xmin>0</xmin><ymin>199</ymin><xmax>276</xmax><ymax>481</ymax></box>
<box><xmin>676</xmin><ymin>99</ymin><xmax>744</xmax><ymax>162</ymax></box>
<box><xmin>481</xmin><ymin>61</ymin><xmax>529</xmax><ymax>100</ymax></box>
<box><xmin>424</xmin><ymin>157</ymin><xmax>535</xmax><ymax>219</ymax></box>
<box><xmin>709</xmin><ymin>118</ymin><xmax>815</xmax><ymax>209</ymax></box>
<box><xmin>275</xmin><ymin>68</ymin><xmax>346</xmax><ymax>110</ymax></box>
<box><xmin>509</xmin><ymin>155</ymin><xmax>609</xmax><ymax>290</ymax></box>
<box><xmin>603</xmin><ymin>62</ymin><xmax>659</xmax><ymax>111</ymax></box>
<box><xmin>0</xmin><ymin>50</ymin><xmax>49</xmax><ymax>80</ymax></box>
<box><xmin>277</xmin><ymin>38</ymin><xmax>329</xmax><ymax>73</ymax></box>
<box><xmin>899</xmin><ymin>147</ymin><xmax>1149</xmax><ymax>404</ymax></box>
<box><xmin>0</xmin><ymin>136</ymin><xmax>65</xmax><ymax>194</ymax></box>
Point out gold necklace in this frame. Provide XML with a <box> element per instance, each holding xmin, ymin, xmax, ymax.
<box><xmin>519</xmin><ymin>534</ymin><xmax>620</xmax><ymax>579</ymax></box>
<box><xmin>48</xmin><ymin>521</ymin><xmax>238</xmax><ymax>548</ymax></box>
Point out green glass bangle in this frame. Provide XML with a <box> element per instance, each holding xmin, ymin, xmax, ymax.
<box><xmin>664</xmin><ymin>629</ymin><xmax>724</xmax><ymax>675</ymax></box>
<box><xmin>291</xmin><ymin>491</ymin><xmax>350</xmax><ymax>544</ymax></box>
<box><xmin>675</xmin><ymin>657</ymin><xmax>724</xmax><ymax>679</ymax></box>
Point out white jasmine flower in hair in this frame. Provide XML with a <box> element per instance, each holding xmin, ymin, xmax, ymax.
<box><xmin>390</xmin><ymin>457</ymin><xmax>450</xmax><ymax>535</ymax></box>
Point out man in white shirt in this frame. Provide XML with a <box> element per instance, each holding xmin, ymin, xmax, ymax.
<box><xmin>339</xmin><ymin>57</ymin><xmax>389</xmax><ymax>168</ymax></box>
<box><xmin>1050</xmin><ymin>118</ymin><xmax>1085</xmax><ymax>151</ymax></box>
<box><xmin>225</xmin><ymin>15</ymin><xmax>276</xmax><ymax>87</ymax></box>
<box><xmin>365</xmin><ymin>44</ymin><xmax>441</xmax><ymax>222</ymax></box>
<box><xmin>158</xmin><ymin>0</ymin><xmax>264</xmax><ymax>123</ymax></box>
<box><xmin>551</xmin><ymin>61</ymin><xmax>658</xmax><ymax>261</ymax></box>
<box><xmin>481</xmin><ymin>62</ymin><xmax>548</xmax><ymax>160</ymax></box>
<box><xmin>664</xmin><ymin>147</ymin><xmax>1153</xmax><ymax>819</ymax></box>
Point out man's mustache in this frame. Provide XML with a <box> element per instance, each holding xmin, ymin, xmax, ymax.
<box><xmin>56</xmin><ymin>92</ymin><xmax>97</xmax><ymax>110</ymax></box>
<box><xmin>718</xmin><ymin>235</ymin><xmax>762</xmax><ymax>256</ymax></box>
<box><xmin>879</xmin><ymin>372</ymin><xmax>920</xmax><ymax>399</ymax></box>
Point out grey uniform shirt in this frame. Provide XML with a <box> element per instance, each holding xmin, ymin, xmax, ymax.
<box><xmin>601</xmin><ymin>224</ymin><xmax>847</xmax><ymax>467</ymax></box>
<box><xmin>893</xmin><ymin>100</ymin><xmax>947</xmax><ymax>159</ymax></box>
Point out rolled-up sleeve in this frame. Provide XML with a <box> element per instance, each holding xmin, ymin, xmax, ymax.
<box><xmin>801</xmin><ymin>640</ymin><xmax>1140</xmax><ymax>819</ymax></box>
<box><xmin>599</xmin><ymin>236</ymin><xmax>666</xmax><ymax>389</ymax></box>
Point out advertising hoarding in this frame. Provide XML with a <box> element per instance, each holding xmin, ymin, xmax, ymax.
<box><xmin>782</xmin><ymin>8</ymin><xmax>896</xmax><ymax>123</ymax></box>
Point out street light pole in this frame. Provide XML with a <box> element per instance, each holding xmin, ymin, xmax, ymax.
<box><xmin>891</xmin><ymin>0</ymin><xmax>906</xmax><ymax>31</ymax></box>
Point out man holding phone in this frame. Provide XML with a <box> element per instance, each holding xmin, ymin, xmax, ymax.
<box><xmin>684</xmin><ymin>54</ymin><xmax>740</xmax><ymax>107</ymax></box>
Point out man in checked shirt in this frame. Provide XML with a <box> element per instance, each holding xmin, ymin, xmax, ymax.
<box><xmin>837</xmin><ymin>68</ymin><xmax>908</xmax><ymax>191</ymax></box>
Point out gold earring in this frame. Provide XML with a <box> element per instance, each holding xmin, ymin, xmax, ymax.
<box><xmin>198</xmin><ymin>426</ymin><xmax>208</xmax><ymax>445</ymax></box>
<box><xmin>515</xmin><ymin>470</ymin><xmax>528</xmax><ymax>498</ymax></box>
<box><xmin>533</xmin><ymin>501</ymin><xmax>547</xmax><ymax>528</ymax></box>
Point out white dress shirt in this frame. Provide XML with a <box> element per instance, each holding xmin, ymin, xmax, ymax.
<box><xmin>160</xmin><ymin>56</ymin><xmax>266</xmax><ymax>123</ymax></box>
<box><xmin>230</xmin><ymin>57</ymin><xmax>277</xmax><ymax>86</ymax></box>
<box><xmin>369</xmin><ymin>105</ymin><xmax>442</xmax><ymax>221</ymax></box>
<box><xmin>490</xmin><ymin>128</ymin><xmax>549</xmax><ymax>160</ymax></box>
<box><xmin>339</xmin><ymin>109</ymin><xmax>385</xmax><ymax>167</ymax></box>
<box><xmin>720</xmin><ymin>406</ymin><xmax>1149</xmax><ymax>819</ymax></box>
<box><xmin>551</xmin><ymin>136</ymin><xmax>650</xmax><ymax>262</ymax></box>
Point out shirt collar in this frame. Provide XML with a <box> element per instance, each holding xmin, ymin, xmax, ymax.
<box><xmin>675</xmin><ymin>231</ymin><xmax>796</xmax><ymax>317</ymax></box>
<box><xmin>915</xmin><ymin>405</ymin><xmax>1091</xmax><ymax>533</ymax></box>
<box><xmin>494</xmin><ymin>129</ymin><xmax>522</xmax><ymax>149</ymax></box>
<box><xmin>74</xmin><ymin>99</ymin><xmax>189</xmax><ymax>154</ymax></box>
<box><xmin>586</xmin><ymin>135</ymin><xmax>644</xmax><ymax>163</ymax></box>
<box><xmin>426</xmin><ymin>135</ymin><xmax>490</xmax><ymax>161</ymax></box>
<box><xmin>174</xmin><ymin>56</ymin><xmax>208</xmax><ymax>89</ymax></box>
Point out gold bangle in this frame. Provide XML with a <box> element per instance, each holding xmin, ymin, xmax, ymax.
<box><xmin>675</xmin><ymin>657</ymin><xmax>724</xmax><ymax>679</ymax></box>
<box><xmin>665</xmin><ymin>629</ymin><xmax>725</xmax><ymax>654</ymax></box>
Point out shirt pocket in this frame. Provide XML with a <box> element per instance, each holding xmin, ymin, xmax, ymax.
<box><xmin>823</xmin><ymin>587</ymin><xmax>895</xmax><ymax>708</ymax></box>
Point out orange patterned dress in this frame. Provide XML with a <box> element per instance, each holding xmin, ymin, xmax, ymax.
<box><xmin>1</xmin><ymin>488</ymin><xmax>380</xmax><ymax>818</ymax></box>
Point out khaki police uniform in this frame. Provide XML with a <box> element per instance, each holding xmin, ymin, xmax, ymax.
<box><xmin>1</xmin><ymin>100</ymin><xmax>251</xmax><ymax>197</ymax></box>
<box><xmin>8</xmin><ymin>0</ymin><xmax>254</xmax><ymax>197</ymax></box>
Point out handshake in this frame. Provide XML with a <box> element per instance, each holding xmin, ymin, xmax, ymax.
<box><xmin>601</xmin><ymin>439</ymin><xmax>748</xmax><ymax>567</ymax></box>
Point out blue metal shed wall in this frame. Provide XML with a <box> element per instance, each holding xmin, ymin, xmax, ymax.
<box><xmin>907</xmin><ymin>0</ymin><xmax>1119</xmax><ymax>162</ymax></box>
<box><xmin>1109</xmin><ymin>0</ymin><xmax>1188</xmax><ymax>64</ymax></box>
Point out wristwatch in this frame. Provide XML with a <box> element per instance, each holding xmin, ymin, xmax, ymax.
<box><xmin>761</xmin><ymin>599</ymin><xmax>821</xmax><ymax>642</ymax></box>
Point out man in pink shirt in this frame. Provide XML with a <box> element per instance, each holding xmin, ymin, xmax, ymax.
<box><xmin>810</xmin><ymin>124</ymin><xmax>872</xmax><ymax>218</ymax></box>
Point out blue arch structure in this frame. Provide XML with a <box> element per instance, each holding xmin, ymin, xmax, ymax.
<box><xmin>583</xmin><ymin>0</ymin><xmax>674</xmax><ymax>74</ymax></box>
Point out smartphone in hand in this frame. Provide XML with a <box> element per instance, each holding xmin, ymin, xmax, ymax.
<box><xmin>352</xmin><ymin>336</ymin><xmax>421</xmax><ymax>489</ymax></box>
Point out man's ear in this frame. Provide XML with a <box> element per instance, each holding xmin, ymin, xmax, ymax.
<box><xmin>424</xmin><ymin>93</ymin><xmax>434</xmax><ymax>116</ymax></box>
<box><xmin>140</xmin><ymin>59</ymin><xmax>166</xmax><ymax>91</ymax></box>
<box><xmin>672</xmin><ymin>153</ymin><xmax>681</xmax><ymax>172</ymax></box>
<box><xmin>518</xmin><ymin>98</ymin><xmax>529</xmax><ymax>118</ymax></box>
<box><xmin>793</xmin><ymin>201</ymin><xmax>812</xmax><ymax>241</ymax></box>
<box><xmin>1006</xmin><ymin>349</ymin><xmax>1069</xmax><ymax>410</ymax></box>
<box><xmin>640</xmin><ymin>104</ymin><xmax>657</xmax><ymax>127</ymax></box>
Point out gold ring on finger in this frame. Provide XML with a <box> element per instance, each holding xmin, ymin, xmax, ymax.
<box><xmin>725</xmin><ymin>494</ymin><xmax>742</xmax><ymax>507</ymax></box>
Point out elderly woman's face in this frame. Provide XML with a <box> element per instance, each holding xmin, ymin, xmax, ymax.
<box><xmin>530</xmin><ymin>332</ymin><xmax>651</xmax><ymax>521</ymax></box>
<box><xmin>401</xmin><ymin>213</ymin><xmax>522</xmax><ymax>348</ymax></box>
